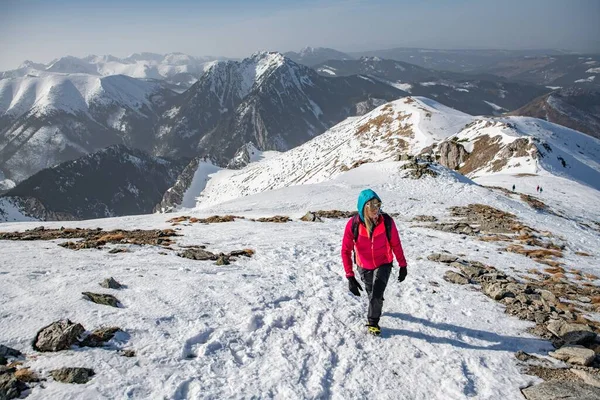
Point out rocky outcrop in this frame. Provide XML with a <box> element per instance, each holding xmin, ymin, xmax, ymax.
<box><xmin>154</xmin><ymin>156</ymin><xmax>202</xmax><ymax>213</ymax></box>
<box><xmin>50</xmin><ymin>368</ymin><xmax>95</xmax><ymax>384</ymax></box>
<box><xmin>437</xmin><ymin>141</ymin><xmax>469</xmax><ymax>170</ymax></box>
<box><xmin>32</xmin><ymin>320</ymin><xmax>85</xmax><ymax>352</ymax></box>
<box><xmin>82</xmin><ymin>293</ymin><xmax>121</xmax><ymax>308</ymax></box>
<box><xmin>522</xmin><ymin>381</ymin><xmax>600</xmax><ymax>400</ymax></box>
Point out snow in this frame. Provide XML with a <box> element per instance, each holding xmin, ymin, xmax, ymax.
<box><xmin>0</xmin><ymin>197</ymin><xmax>37</xmax><ymax>222</ymax></box>
<box><xmin>483</xmin><ymin>101</ymin><xmax>506</xmax><ymax>112</ymax></box>
<box><xmin>0</xmin><ymin>74</ymin><xmax>163</xmax><ymax>118</ymax></box>
<box><xmin>194</xmin><ymin>97</ymin><xmax>473</xmax><ymax>207</ymax></box>
<box><xmin>575</xmin><ymin>76</ymin><xmax>595</xmax><ymax>83</ymax></box>
<box><xmin>2</xmin><ymin>157</ymin><xmax>600</xmax><ymax>398</ymax></box>
<box><xmin>180</xmin><ymin>160</ymin><xmax>222</xmax><ymax>208</ymax></box>
<box><xmin>318</xmin><ymin>68</ymin><xmax>337</xmax><ymax>76</ymax></box>
<box><xmin>586</xmin><ymin>67</ymin><xmax>600</xmax><ymax>73</ymax></box>
<box><xmin>455</xmin><ymin>88</ymin><xmax>469</xmax><ymax>92</ymax></box>
<box><xmin>545</xmin><ymin>86</ymin><xmax>561</xmax><ymax>90</ymax></box>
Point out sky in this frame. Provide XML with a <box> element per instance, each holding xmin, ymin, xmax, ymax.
<box><xmin>0</xmin><ymin>0</ymin><xmax>599</xmax><ymax>70</ymax></box>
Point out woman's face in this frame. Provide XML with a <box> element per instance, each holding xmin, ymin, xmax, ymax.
<box><xmin>365</xmin><ymin>199</ymin><xmax>381</xmax><ymax>220</ymax></box>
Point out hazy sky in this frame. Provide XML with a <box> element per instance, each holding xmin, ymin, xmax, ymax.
<box><xmin>1</xmin><ymin>0</ymin><xmax>599</xmax><ymax>70</ymax></box>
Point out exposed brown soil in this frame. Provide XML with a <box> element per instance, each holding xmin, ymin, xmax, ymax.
<box><xmin>0</xmin><ymin>226</ymin><xmax>179</xmax><ymax>250</ymax></box>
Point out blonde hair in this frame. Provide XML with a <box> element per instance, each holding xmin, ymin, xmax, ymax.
<box><xmin>364</xmin><ymin>204</ymin><xmax>375</xmax><ymax>237</ymax></box>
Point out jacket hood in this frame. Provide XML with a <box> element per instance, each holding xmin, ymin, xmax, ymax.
<box><xmin>357</xmin><ymin>189</ymin><xmax>382</xmax><ymax>222</ymax></box>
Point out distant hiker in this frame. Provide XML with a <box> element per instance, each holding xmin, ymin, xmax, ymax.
<box><xmin>512</xmin><ymin>184</ymin><xmax>515</xmax><ymax>191</ymax></box>
<box><xmin>341</xmin><ymin>189</ymin><xmax>408</xmax><ymax>336</ymax></box>
<box><xmin>536</xmin><ymin>185</ymin><xmax>539</xmax><ymax>192</ymax></box>
<box><xmin>540</xmin><ymin>186</ymin><xmax>543</xmax><ymax>193</ymax></box>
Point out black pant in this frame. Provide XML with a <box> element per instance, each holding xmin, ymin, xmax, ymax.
<box><xmin>358</xmin><ymin>263</ymin><xmax>392</xmax><ymax>325</ymax></box>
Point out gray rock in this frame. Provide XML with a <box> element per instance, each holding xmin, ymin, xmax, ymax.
<box><xmin>539</xmin><ymin>289</ymin><xmax>557</xmax><ymax>303</ymax></box>
<box><xmin>427</xmin><ymin>253</ymin><xmax>458</xmax><ymax>263</ymax></box>
<box><xmin>522</xmin><ymin>381</ymin><xmax>600</xmax><ymax>400</ymax></box>
<box><xmin>82</xmin><ymin>292</ymin><xmax>121</xmax><ymax>308</ymax></box>
<box><xmin>570</xmin><ymin>369</ymin><xmax>600</xmax><ymax>388</ymax></box>
<box><xmin>0</xmin><ymin>356</ymin><xmax>5</xmax><ymax>366</ymax></box>
<box><xmin>578</xmin><ymin>297</ymin><xmax>592</xmax><ymax>304</ymax></box>
<box><xmin>99</xmin><ymin>277</ymin><xmax>124</xmax><ymax>289</ymax></box>
<box><xmin>80</xmin><ymin>327</ymin><xmax>121</xmax><ymax>348</ymax></box>
<box><xmin>32</xmin><ymin>320</ymin><xmax>85</xmax><ymax>352</ymax></box>
<box><xmin>300</xmin><ymin>212</ymin><xmax>323</xmax><ymax>222</ymax></box>
<box><xmin>549</xmin><ymin>345</ymin><xmax>596</xmax><ymax>366</ymax></box>
<box><xmin>177</xmin><ymin>248</ymin><xmax>216</xmax><ymax>261</ymax></box>
<box><xmin>515</xmin><ymin>350</ymin><xmax>537</xmax><ymax>362</ymax></box>
<box><xmin>455</xmin><ymin>263</ymin><xmax>485</xmax><ymax>278</ymax></box>
<box><xmin>50</xmin><ymin>367</ymin><xmax>95</xmax><ymax>384</ymax></box>
<box><xmin>215</xmin><ymin>255</ymin><xmax>230</xmax><ymax>266</ymax></box>
<box><xmin>0</xmin><ymin>346</ymin><xmax>21</xmax><ymax>359</ymax></box>
<box><xmin>547</xmin><ymin>320</ymin><xmax>596</xmax><ymax>345</ymax></box>
<box><xmin>443</xmin><ymin>271</ymin><xmax>470</xmax><ymax>285</ymax></box>
<box><xmin>482</xmin><ymin>282</ymin><xmax>515</xmax><ymax>300</ymax></box>
<box><xmin>0</xmin><ymin>372</ymin><xmax>26</xmax><ymax>400</ymax></box>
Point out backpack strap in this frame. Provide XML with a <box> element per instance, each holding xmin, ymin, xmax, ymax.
<box><xmin>351</xmin><ymin>214</ymin><xmax>361</xmax><ymax>243</ymax></box>
<box><xmin>382</xmin><ymin>212</ymin><xmax>392</xmax><ymax>242</ymax></box>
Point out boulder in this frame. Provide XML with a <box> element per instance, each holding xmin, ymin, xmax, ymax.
<box><xmin>32</xmin><ymin>320</ymin><xmax>85</xmax><ymax>352</ymax></box>
<box><xmin>547</xmin><ymin>320</ymin><xmax>596</xmax><ymax>345</ymax></box>
<box><xmin>482</xmin><ymin>282</ymin><xmax>515</xmax><ymax>301</ymax></box>
<box><xmin>82</xmin><ymin>292</ymin><xmax>120</xmax><ymax>308</ymax></box>
<box><xmin>300</xmin><ymin>212</ymin><xmax>323</xmax><ymax>222</ymax></box>
<box><xmin>80</xmin><ymin>327</ymin><xmax>121</xmax><ymax>348</ymax></box>
<box><xmin>427</xmin><ymin>253</ymin><xmax>458</xmax><ymax>263</ymax></box>
<box><xmin>50</xmin><ymin>367</ymin><xmax>95</xmax><ymax>384</ymax></box>
<box><xmin>99</xmin><ymin>277</ymin><xmax>124</xmax><ymax>289</ymax></box>
<box><xmin>549</xmin><ymin>345</ymin><xmax>596</xmax><ymax>366</ymax></box>
<box><xmin>0</xmin><ymin>372</ymin><xmax>26</xmax><ymax>400</ymax></box>
<box><xmin>443</xmin><ymin>271</ymin><xmax>470</xmax><ymax>285</ymax></box>
<box><xmin>177</xmin><ymin>248</ymin><xmax>216</xmax><ymax>261</ymax></box>
<box><xmin>522</xmin><ymin>381</ymin><xmax>600</xmax><ymax>400</ymax></box>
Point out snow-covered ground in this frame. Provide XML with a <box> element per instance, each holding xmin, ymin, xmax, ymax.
<box><xmin>1</xmin><ymin>161</ymin><xmax>599</xmax><ymax>399</ymax></box>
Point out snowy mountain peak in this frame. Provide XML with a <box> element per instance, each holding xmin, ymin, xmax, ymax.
<box><xmin>45</xmin><ymin>56</ymin><xmax>99</xmax><ymax>75</ymax></box>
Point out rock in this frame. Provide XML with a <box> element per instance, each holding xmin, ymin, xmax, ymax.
<box><xmin>82</xmin><ymin>292</ymin><xmax>120</xmax><ymax>308</ymax></box>
<box><xmin>535</xmin><ymin>313</ymin><xmax>548</xmax><ymax>324</ymax></box>
<box><xmin>549</xmin><ymin>345</ymin><xmax>596</xmax><ymax>366</ymax></box>
<box><xmin>539</xmin><ymin>289</ymin><xmax>557</xmax><ymax>304</ymax></box>
<box><xmin>0</xmin><ymin>372</ymin><xmax>26</xmax><ymax>400</ymax></box>
<box><xmin>119</xmin><ymin>349</ymin><xmax>135</xmax><ymax>357</ymax></box>
<box><xmin>437</xmin><ymin>140</ymin><xmax>469</xmax><ymax>171</ymax></box>
<box><xmin>177</xmin><ymin>248</ymin><xmax>216</xmax><ymax>261</ymax></box>
<box><xmin>443</xmin><ymin>271</ymin><xmax>470</xmax><ymax>285</ymax></box>
<box><xmin>522</xmin><ymin>381</ymin><xmax>600</xmax><ymax>400</ymax></box>
<box><xmin>478</xmin><ymin>272</ymin><xmax>508</xmax><ymax>283</ymax></box>
<box><xmin>547</xmin><ymin>321</ymin><xmax>596</xmax><ymax>345</ymax></box>
<box><xmin>412</xmin><ymin>215</ymin><xmax>438</xmax><ymax>222</ymax></box>
<box><xmin>300</xmin><ymin>212</ymin><xmax>323</xmax><ymax>222</ymax></box>
<box><xmin>482</xmin><ymin>282</ymin><xmax>515</xmax><ymax>300</ymax></box>
<box><xmin>32</xmin><ymin>320</ymin><xmax>85</xmax><ymax>352</ymax></box>
<box><xmin>427</xmin><ymin>253</ymin><xmax>458</xmax><ymax>263</ymax></box>
<box><xmin>571</xmin><ymin>369</ymin><xmax>600</xmax><ymax>388</ymax></box>
<box><xmin>215</xmin><ymin>255</ymin><xmax>230</xmax><ymax>266</ymax></box>
<box><xmin>0</xmin><ymin>346</ymin><xmax>21</xmax><ymax>359</ymax></box>
<box><xmin>515</xmin><ymin>350</ymin><xmax>537</xmax><ymax>362</ymax></box>
<box><xmin>50</xmin><ymin>367</ymin><xmax>95</xmax><ymax>384</ymax></box>
<box><xmin>99</xmin><ymin>277</ymin><xmax>124</xmax><ymax>289</ymax></box>
<box><xmin>456</xmin><ymin>264</ymin><xmax>485</xmax><ymax>278</ymax></box>
<box><xmin>0</xmin><ymin>357</ymin><xmax>5</xmax><ymax>366</ymax></box>
<box><xmin>578</xmin><ymin>297</ymin><xmax>592</xmax><ymax>304</ymax></box>
<box><xmin>80</xmin><ymin>327</ymin><xmax>121</xmax><ymax>347</ymax></box>
<box><xmin>14</xmin><ymin>368</ymin><xmax>39</xmax><ymax>383</ymax></box>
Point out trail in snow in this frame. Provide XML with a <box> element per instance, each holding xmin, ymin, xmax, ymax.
<box><xmin>2</xmin><ymin>162</ymin><xmax>598</xmax><ymax>399</ymax></box>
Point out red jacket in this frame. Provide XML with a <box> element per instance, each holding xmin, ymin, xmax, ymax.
<box><xmin>341</xmin><ymin>215</ymin><xmax>407</xmax><ymax>277</ymax></box>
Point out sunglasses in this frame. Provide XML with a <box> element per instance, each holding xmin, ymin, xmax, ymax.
<box><xmin>366</xmin><ymin>201</ymin><xmax>382</xmax><ymax>210</ymax></box>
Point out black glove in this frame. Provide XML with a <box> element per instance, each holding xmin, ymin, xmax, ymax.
<box><xmin>398</xmin><ymin>267</ymin><xmax>407</xmax><ymax>282</ymax></box>
<box><xmin>348</xmin><ymin>276</ymin><xmax>363</xmax><ymax>296</ymax></box>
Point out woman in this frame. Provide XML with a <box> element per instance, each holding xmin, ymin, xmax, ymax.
<box><xmin>341</xmin><ymin>189</ymin><xmax>408</xmax><ymax>335</ymax></box>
